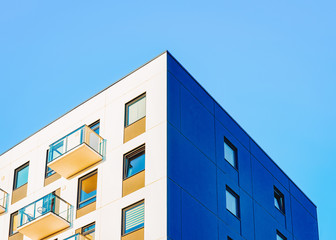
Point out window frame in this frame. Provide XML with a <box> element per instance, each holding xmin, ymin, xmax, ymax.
<box><xmin>224</xmin><ymin>138</ymin><xmax>238</xmax><ymax>169</ymax></box>
<box><xmin>124</xmin><ymin>93</ymin><xmax>146</xmax><ymax>127</ymax></box>
<box><xmin>77</xmin><ymin>170</ymin><xmax>98</xmax><ymax>209</ymax></box>
<box><xmin>276</xmin><ymin>230</ymin><xmax>287</xmax><ymax>240</ymax></box>
<box><xmin>89</xmin><ymin>120</ymin><xmax>100</xmax><ymax>135</ymax></box>
<box><xmin>226</xmin><ymin>186</ymin><xmax>240</xmax><ymax>219</ymax></box>
<box><xmin>82</xmin><ymin>222</ymin><xmax>95</xmax><ymax>238</ymax></box>
<box><xmin>121</xmin><ymin>200</ymin><xmax>145</xmax><ymax>236</ymax></box>
<box><xmin>13</xmin><ymin>162</ymin><xmax>29</xmax><ymax>190</ymax></box>
<box><xmin>274</xmin><ymin>186</ymin><xmax>285</xmax><ymax>214</ymax></box>
<box><xmin>9</xmin><ymin>211</ymin><xmax>18</xmax><ymax>236</ymax></box>
<box><xmin>123</xmin><ymin>144</ymin><xmax>145</xmax><ymax>180</ymax></box>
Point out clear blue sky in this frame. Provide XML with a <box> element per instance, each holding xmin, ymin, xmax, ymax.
<box><xmin>0</xmin><ymin>1</ymin><xmax>334</xmax><ymax>239</ymax></box>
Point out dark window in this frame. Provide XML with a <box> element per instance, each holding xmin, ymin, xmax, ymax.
<box><xmin>228</xmin><ymin>237</ymin><xmax>233</xmax><ymax>240</ymax></box>
<box><xmin>224</xmin><ymin>138</ymin><xmax>237</xmax><ymax>168</ymax></box>
<box><xmin>77</xmin><ymin>170</ymin><xmax>97</xmax><ymax>209</ymax></box>
<box><xmin>274</xmin><ymin>186</ymin><xmax>285</xmax><ymax>214</ymax></box>
<box><xmin>9</xmin><ymin>211</ymin><xmax>18</xmax><ymax>236</ymax></box>
<box><xmin>125</xmin><ymin>93</ymin><xmax>146</xmax><ymax>126</ymax></box>
<box><xmin>276</xmin><ymin>231</ymin><xmax>287</xmax><ymax>240</ymax></box>
<box><xmin>45</xmin><ymin>150</ymin><xmax>55</xmax><ymax>178</ymax></box>
<box><xmin>82</xmin><ymin>222</ymin><xmax>95</xmax><ymax>239</ymax></box>
<box><xmin>124</xmin><ymin>145</ymin><xmax>145</xmax><ymax>179</ymax></box>
<box><xmin>13</xmin><ymin>162</ymin><xmax>29</xmax><ymax>190</ymax></box>
<box><xmin>226</xmin><ymin>186</ymin><xmax>240</xmax><ymax>218</ymax></box>
<box><xmin>122</xmin><ymin>200</ymin><xmax>144</xmax><ymax>235</ymax></box>
<box><xmin>89</xmin><ymin>120</ymin><xmax>100</xmax><ymax>135</ymax></box>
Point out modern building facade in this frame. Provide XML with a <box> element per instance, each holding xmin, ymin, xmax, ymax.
<box><xmin>0</xmin><ymin>52</ymin><xmax>318</xmax><ymax>240</ymax></box>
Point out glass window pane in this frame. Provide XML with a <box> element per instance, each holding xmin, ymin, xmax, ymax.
<box><xmin>79</xmin><ymin>173</ymin><xmax>97</xmax><ymax>208</ymax></box>
<box><xmin>224</xmin><ymin>142</ymin><xmax>236</xmax><ymax>167</ymax></box>
<box><xmin>274</xmin><ymin>187</ymin><xmax>285</xmax><ymax>213</ymax></box>
<box><xmin>124</xmin><ymin>202</ymin><xmax>144</xmax><ymax>234</ymax></box>
<box><xmin>15</xmin><ymin>165</ymin><xmax>29</xmax><ymax>189</ymax></box>
<box><xmin>226</xmin><ymin>189</ymin><xmax>238</xmax><ymax>217</ymax></box>
<box><xmin>126</xmin><ymin>152</ymin><xmax>145</xmax><ymax>178</ymax></box>
<box><xmin>127</xmin><ymin>96</ymin><xmax>146</xmax><ymax>126</ymax></box>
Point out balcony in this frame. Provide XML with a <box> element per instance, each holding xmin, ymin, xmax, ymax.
<box><xmin>48</xmin><ymin>125</ymin><xmax>106</xmax><ymax>179</ymax></box>
<box><xmin>0</xmin><ymin>188</ymin><xmax>8</xmax><ymax>214</ymax></box>
<box><xmin>17</xmin><ymin>193</ymin><xmax>73</xmax><ymax>240</ymax></box>
<box><xmin>64</xmin><ymin>233</ymin><xmax>91</xmax><ymax>240</ymax></box>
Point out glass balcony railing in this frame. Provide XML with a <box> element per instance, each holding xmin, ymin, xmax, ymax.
<box><xmin>64</xmin><ymin>233</ymin><xmax>91</xmax><ymax>240</ymax></box>
<box><xmin>48</xmin><ymin>125</ymin><xmax>105</xmax><ymax>163</ymax></box>
<box><xmin>0</xmin><ymin>188</ymin><xmax>8</xmax><ymax>214</ymax></box>
<box><xmin>18</xmin><ymin>193</ymin><xmax>73</xmax><ymax>228</ymax></box>
<box><xmin>47</xmin><ymin>125</ymin><xmax>106</xmax><ymax>178</ymax></box>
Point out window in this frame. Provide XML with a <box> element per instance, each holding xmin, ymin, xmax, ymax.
<box><xmin>78</xmin><ymin>170</ymin><xmax>97</xmax><ymax>209</ymax></box>
<box><xmin>89</xmin><ymin>120</ymin><xmax>100</xmax><ymax>135</ymax></box>
<box><xmin>124</xmin><ymin>145</ymin><xmax>145</xmax><ymax>179</ymax></box>
<box><xmin>82</xmin><ymin>222</ymin><xmax>95</xmax><ymax>239</ymax></box>
<box><xmin>13</xmin><ymin>162</ymin><xmax>29</xmax><ymax>190</ymax></box>
<box><xmin>122</xmin><ymin>200</ymin><xmax>144</xmax><ymax>235</ymax></box>
<box><xmin>9</xmin><ymin>211</ymin><xmax>18</xmax><ymax>236</ymax></box>
<box><xmin>276</xmin><ymin>231</ymin><xmax>286</xmax><ymax>240</ymax></box>
<box><xmin>228</xmin><ymin>237</ymin><xmax>233</xmax><ymax>240</ymax></box>
<box><xmin>274</xmin><ymin>186</ymin><xmax>285</xmax><ymax>214</ymax></box>
<box><xmin>125</xmin><ymin>94</ymin><xmax>146</xmax><ymax>126</ymax></box>
<box><xmin>45</xmin><ymin>150</ymin><xmax>55</xmax><ymax>178</ymax></box>
<box><xmin>224</xmin><ymin>138</ymin><xmax>237</xmax><ymax>168</ymax></box>
<box><xmin>226</xmin><ymin>187</ymin><xmax>239</xmax><ymax>218</ymax></box>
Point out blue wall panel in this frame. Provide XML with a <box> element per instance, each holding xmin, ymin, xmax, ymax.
<box><xmin>168</xmin><ymin>179</ymin><xmax>182</xmax><ymax>240</ymax></box>
<box><xmin>180</xmin><ymin>86</ymin><xmax>216</xmax><ymax>162</ymax></box>
<box><xmin>167</xmin><ymin>72</ymin><xmax>181</xmax><ymax>130</ymax></box>
<box><xmin>166</xmin><ymin>52</ymin><xmax>318</xmax><ymax>240</ymax></box>
<box><xmin>167</xmin><ymin>54</ymin><xmax>215</xmax><ymax>114</ymax></box>
<box><xmin>291</xmin><ymin>197</ymin><xmax>319</xmax><ymax>240</ymax></box>
<box><xmin>252</xmin><ymin>156</ymin><xmax>275</xmax><ymax>214</ymax></box>
<box><xmin>181</xmin><ymin>191</ymin><xmax>218</xmax><ymax>240</ymax></box>
<box><xmin>168</xmin><ymin>124</ymin><xmax>217</xmax><ymax>214</ymax></box>
<box><xmin>240</xmin><ymin>191</ymin><xmax>255</xmax><ymax>240</ymax></box>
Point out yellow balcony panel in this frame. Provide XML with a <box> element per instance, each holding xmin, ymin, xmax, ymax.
<box><xmin>17</xmin><ymin>193</ymin><xmax>73</xmax><ymax>240</ymax></box>
<box><xmin>17</xmin><ymin>212</ymin><xmax>70</xmax><ymax>240</ymax></box>
<box><xmin>48</xmin><ymin>143</ymin><xmax>103</xmax><ymax>179</ymax></box>
<box><xmin>48</xmin><ymin>125</ymin><xmax>106</xmax><ymax>179</ymax></box>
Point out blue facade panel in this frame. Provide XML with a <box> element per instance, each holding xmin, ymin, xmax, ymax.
<box><xmin>167</xmin><ymin>52</ymin><xmax>318</xmax><ymax>240</ymax></box>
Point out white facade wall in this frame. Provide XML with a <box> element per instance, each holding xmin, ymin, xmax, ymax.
<box><xmin>0</xmin><ymin>53</ymin><xmax>168</xmax><ymax>240</ymax></box>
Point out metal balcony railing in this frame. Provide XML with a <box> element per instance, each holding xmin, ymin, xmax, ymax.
<box><xmin>48</xmin><ymin>125</ymin><xmax>105</xmax><ymax>164</ymax></box>
<box><xmin>64</xmin><ymin>233</ymin><xmax>91</xmax><ymax>240</ymax></box>
<box><xmin>18</xmin><ymin>193</ymin><xmax>73</xmax><ymax>228</ymax></box>
<box><xmin>0</xmin><ymin>188</ymin><xmax>8</xmax><ymax>213</ymax></box>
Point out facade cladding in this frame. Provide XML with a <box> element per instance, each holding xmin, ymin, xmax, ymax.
<box><xmin>166</xmin><ymin>53</ymin><xmax>319</xmax><ymax>240</ymax></box>
<box><xmin>0</xmin><ymin>52</ymin><xmax>318</xmax><ymax>240</ymax></box>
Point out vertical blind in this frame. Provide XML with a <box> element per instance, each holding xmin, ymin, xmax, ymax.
<box><xmin>125</xmin><ymin>202</ymin><xmax>144</xmax><ymax>234</ymax></box>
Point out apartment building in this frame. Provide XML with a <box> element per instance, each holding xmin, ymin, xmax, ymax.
<box><xmin>0</xmin><ymin>52</ymin><xmax>319</xmax><ymax>240</ymax></box>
